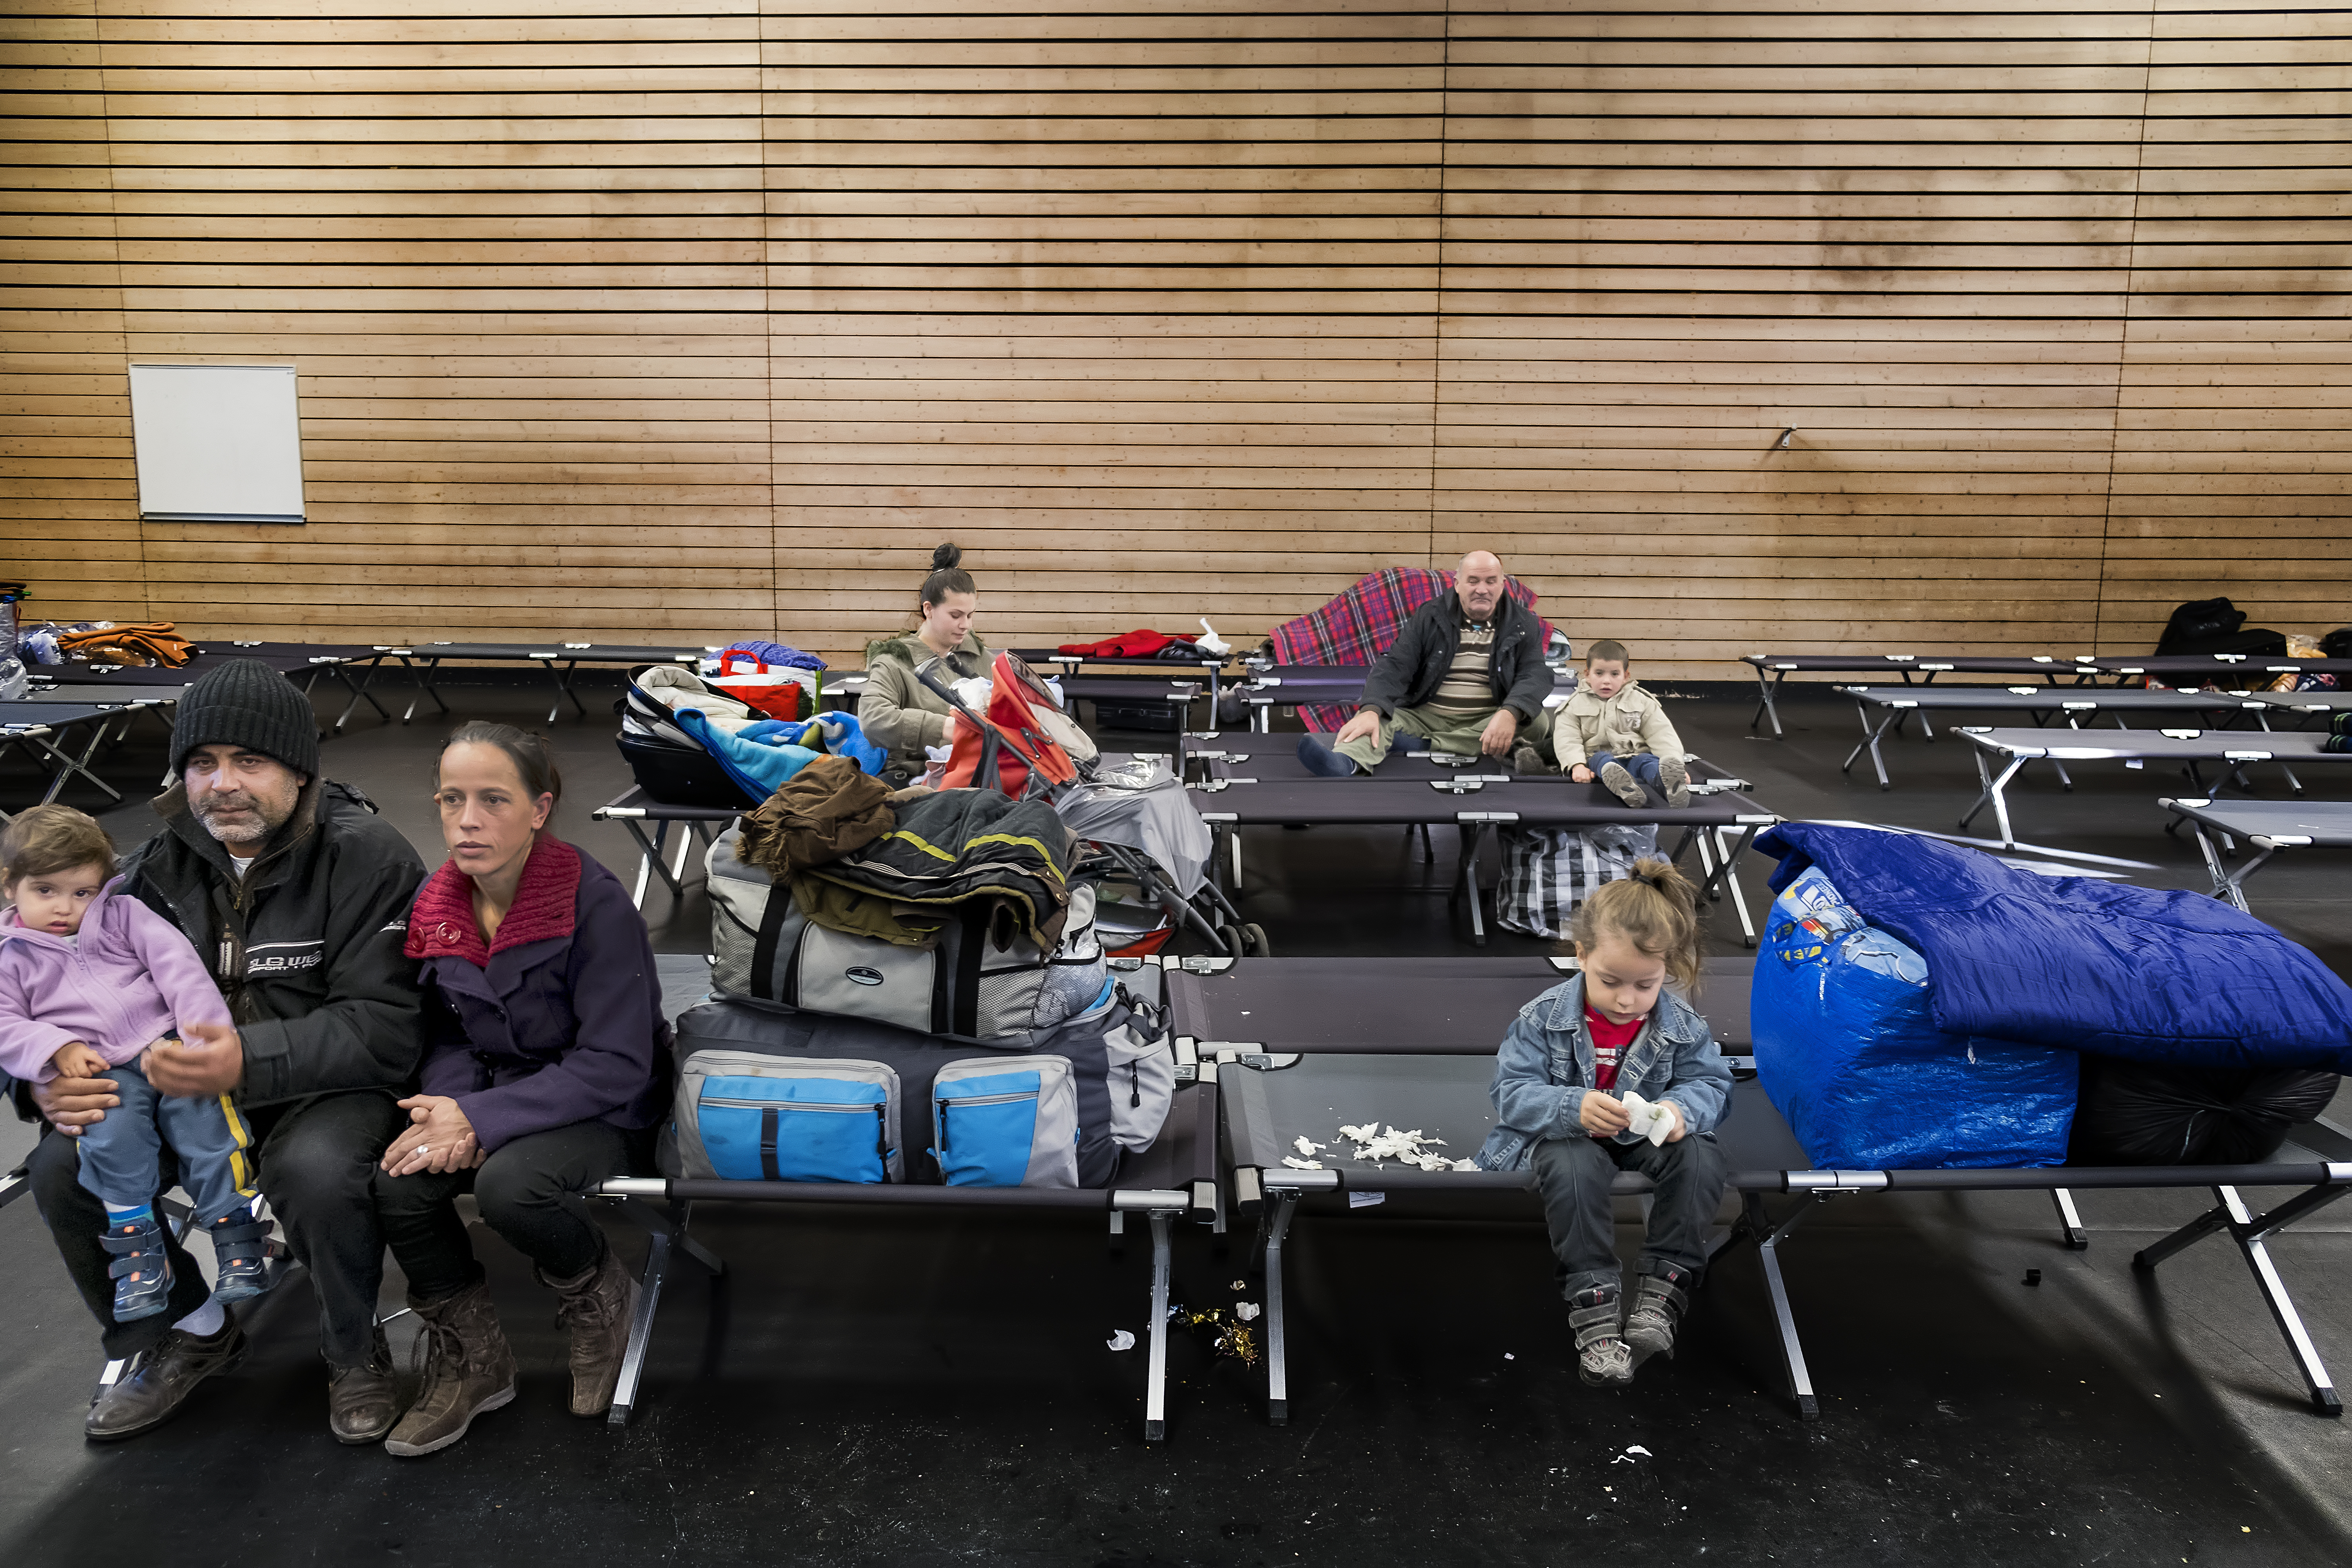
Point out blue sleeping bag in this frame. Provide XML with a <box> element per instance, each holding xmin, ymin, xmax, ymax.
<box><xmin>671</xmin><ymin>709</ymin><xmax>887</xmax><ymax>807</ymax></box>
<box><xmin>1754</xmin><ymin>866</ymin><xmax>2078</xmax><ymax>1169</ymax></box>
<box><xmin>1757</xmin><ymin>823</ymin><xmax>2352</xmax><ymax>1073</ymax></box>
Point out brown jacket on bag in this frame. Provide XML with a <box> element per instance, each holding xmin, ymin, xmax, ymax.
<box><xmin>736</xmin><ymin>754</ymin><xmax>895</xmax><ymax>881</ymax></box>
<box><xmin>57</xmin><ymin>622</ymin><xmax>196</xmax><ymax>669</ymax></box>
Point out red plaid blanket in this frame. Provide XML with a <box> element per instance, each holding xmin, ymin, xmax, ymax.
<box><xmin>1265</xmin><ymin>567</ymin><xmax>1549</xmax><ymax>731</ymax></box>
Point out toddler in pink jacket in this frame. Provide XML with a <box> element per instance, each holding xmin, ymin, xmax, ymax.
<box><xmin>0</xmin><ymin>805</ymin><xmax>269</xmax><ymax>1321</ymax></box>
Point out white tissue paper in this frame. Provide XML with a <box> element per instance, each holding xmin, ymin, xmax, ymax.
<box><xmin>1107</xmin><ymin>1329</ymin><xmax>1136</xmax><ymax>1352</ymax></box>
<box><xmin>1196</xmin><ymin>618</ymin><xmax>1232</xmax><ymax>655</ymax></box>
<box><xmin>1281</xmin><ymin>1156</ymin><xmax>1324</xmax><ymax>1170</ymax></box>
<box><xmin>1330</xmin><ymin>1122</ymin><xmax>1466</xmax><ymax>1172</ymax></box>
<box><xmin>1615</xmin><ymin>1091</ymin><xmax>1677</xmax><ymax>1147</ymax></box>
<box><xmin>1236</xmin><ymin>1302</ymin><xmax>1261</xmax><ymax>1322</ymax></box>
<box><xmin>951</xmin><ymin>676</ymin><xmax>993</xmax><ymax>712</ymax></box>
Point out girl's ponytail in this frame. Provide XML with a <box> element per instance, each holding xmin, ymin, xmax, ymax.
<box><xmin>1567</xmin><ymin>856</ymin><xmax>1704</xmax><ymax>993</ymax></box>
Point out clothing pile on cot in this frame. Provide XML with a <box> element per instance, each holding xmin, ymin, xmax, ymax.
<box><xmin>668</xmin><ymin>698</ymin><xmax>1183</xmax><ymax>1190</ymax></box>
<box><xmin>1748</xmin><ymin>823</ymin><xmax>2352</xmax><ymax>1171</ymax></box>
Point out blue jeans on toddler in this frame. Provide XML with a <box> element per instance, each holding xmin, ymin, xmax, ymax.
<box><xmin>1587</xmin><ymin>749</ymin><xmax>1660</xmax><ymax>788</ymax></box>
<box><xmin>75</xmin><ymin>1059</ymin><xmax>259</xmax><ymax>1228</ymax></box>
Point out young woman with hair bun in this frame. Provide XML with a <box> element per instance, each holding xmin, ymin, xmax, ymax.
<box><xmin>860</xmin><ymin>542</ymin><xmax>989</xmax><ymax>783</ymax></box>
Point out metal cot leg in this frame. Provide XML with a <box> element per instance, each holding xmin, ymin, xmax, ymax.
<box><xmin>34</xmin><ymin>719</ymin><xmax>125</xmax><ymax>804</ymax></box>
<box><xmin>400</xmin><ymin>657</ymin><xmax>453</xmax><ymax>724</ymax></box>
<box><xmin>322</xmin><ymin>657</ymin><xmax>393</xmax><ymax>731</ymax></box>
<box><xmin>1261</xmin><ymin>1189</ymin><xmax>1299</xmax><ymax>1425</ymax></box>
<box><xmin>2051</xmin><ymin>1188</ymin><xmax>2089</xmax><ymax>1250</ymax></box>
<box><xmin>1143</xmin><ymin>1208</ymin><xmax>1177</xmax><ymax>1443</ymax></box>
<box><xmin>1748</xmin><ymin>1192</ymin><xmax>1821</xmax><ymax>1419</ymax></box>
<box><xmin>1959</xmin><ymin>753</ymin><xmax>2029</xmax><ymax>845</ymax></box>
<box><xmin>1838</xmin><ymin>704</ymin><xmax>1902</xmax><ymax>790</ymax></box>
<box><xmin>1714</xmin><ymin>828</ymin><xmax>1759</xmax><ymax>946</ymax></box>
<box><xmin>607</xmin><ymin>1227</ymin><xmax>670</xmax><ymax>1427</ymax></box>
<box><xmin>1749</xmin><ymin>666</ymin><xmax>1785</xmax><ymax>737</ymax></box>
<box><xmin>2134</xmin><ymin>1181</ymin><xmax>2350</xmax><ymax>1417</ymax></box>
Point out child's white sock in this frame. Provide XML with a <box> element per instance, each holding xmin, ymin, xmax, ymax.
<box><xmin>172</xmin><ymin>1299</ymin><xmax>226</xmax><ymax>1339</ymax></box>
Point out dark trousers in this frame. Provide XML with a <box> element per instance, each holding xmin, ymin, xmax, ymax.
<box><xmin>372</xmin><ymin>1120</ymin><xmax>635</xmax><ymax>1302</ymax></box>
<box><xmin>31</xmin><ymin>1089</ymin><xmax>406</xmax><ymax>1365</ymax></box>
<box><xmin>1532</xmin><ymin>1131</ymin><xmax>1727</xmax><ymax>1299</ymax></box>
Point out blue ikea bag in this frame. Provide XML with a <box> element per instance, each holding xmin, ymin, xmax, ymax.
<box><xmin>1753</xmin><ymin>866</ymin><xmax>2077</xmax><ymax>1170</ymax></box>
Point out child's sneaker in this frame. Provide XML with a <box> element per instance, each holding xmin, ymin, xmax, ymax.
<box><xmin>1598</xmin><ymin>761</ymin><xmax>1651</xmax><ymax>809</ymax></box>
<box><xmin>1623</xmin><ymin>1267</ymin><xmax>1693</xmax><ymax>1367</ymax></box>
<box><xmin>1657</xmin><ymin>756</ymin><xmax>1692</xmax><ymax>809</ymax></box>
<box><xmin>207</xmin><ymin>1211</ymin><xmax>276</xmax><ymax>1302</ymax></box>
<box><xmin>100</xmin><ymin>1214</ymin><xmax>175</xmax><ymax>1322</ymax></box>
<box><xmin>1570</xmin><ymin>1283</ymin><xmax>1632</xmax><ymax>1386</ymax></box>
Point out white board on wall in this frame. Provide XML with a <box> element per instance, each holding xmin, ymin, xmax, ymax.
<box><xmin>128</xmin><ymin>363</ymin><xmax>305</xmax><ymax>523</ymax></box>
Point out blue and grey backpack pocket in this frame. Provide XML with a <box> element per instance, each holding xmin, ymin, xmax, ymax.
<box><xmin>675</xmin><ymin>1049</ymin><xmax>902</xmax><ymax>1183</ymax></box>
<box><xmin>930</xmin><ymin>1055</ymin><xmax>1080</xmax><ymax>1187</ymax></box>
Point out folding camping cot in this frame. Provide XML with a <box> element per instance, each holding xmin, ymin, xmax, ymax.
<box><xmin>2162</xmin><ymin>797</ymin><xmax>2352</xmax><ymax>915</ymax></box>
<box><xmin>587</xmin><ymin>962</ymin><xmax>1219</xmax><ymax>1442</ymax></box>
<box><xmin>30</xmin><ymin>640</ymin><xmax>397</xmax><ymax>732</ymax></box>
<box><xmin>385</xmin><ymin>641</ymin><xmax>719</xmax><ymax>725</ymax></box>
<box><xmin>1742</xmin><ymin>652</ymin><xmax>2100</xmax><ymax>736</ymax></box>
<box><xmin>1189</xmin><ymin>955</ymin><xmax>2352</xmax><ymax>1423</ymax></box>
<box><xmin>1230</xmin><ymin>664</ymin><xmax>1581</xmax><ymax>734</ymax></box>
<box><xmin>2251</xmin><ymin>690</ymin><xmax>2352</xmax><ymax>728</ymax></box>
<box><xmin>1052</xmin><ymin>674</ymin><xmax>1203</xmax><ymax>733</ymax></box>
<box><xmin>1958</xmin><ymin>727</ymin><xmax>2352</xmax><ymax>848</ymax></box>
<box><xmin>0</xmin><ymin>698</ymin><xmax>176</xmax><ymax>818</ymax></box>
<box><xmin>1012</xmin><ymin>646</ymin><xmax>1234</xmax><ymax>731</ymax></box>
<box><xmin>590</xmin><ymin>785</ymin><xmax>743</xmax><ymax>909</ymax></box>
<box><xmin>2085</xmin><ymin>653</ymin><xmax>2352</xmax><ymax>689</ymax></box>
<box><xmin>1230</xmin><ymin>665</ymin><xmax>1367</xmax><ymax>732</ymax></box>
<box><xmin>1179</xmin><ymin>731</ymin><xmax>1777</xmax><ymax>944</ymax></box>
<box><xmin>1836</xmin><ymin>684</ymin><xmax>2277</xmax><ymax>790</ymax></box>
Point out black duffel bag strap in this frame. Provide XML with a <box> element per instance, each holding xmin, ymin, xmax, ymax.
<box><xmin>748</xmin><ymin>876</ymin><xmax>801</xmax><ymax>1003</ymax></box>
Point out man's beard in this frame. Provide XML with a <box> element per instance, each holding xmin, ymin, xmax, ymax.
<box><xmin>192</xmin><ymin>787</ymin><xmax>296</xmax><ymax>847</ymax></box>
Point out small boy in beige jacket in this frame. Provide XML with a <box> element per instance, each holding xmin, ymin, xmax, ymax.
<box><xmin>1549</xmin><ymin>639</ymin><xmax>1691</xmax><ymax>808</ymax></box>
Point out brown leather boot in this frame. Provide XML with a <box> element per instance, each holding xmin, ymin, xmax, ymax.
<box><xmin>383</xmin><ymin>1281</ymin><xmax>516</xmax><ymax>1457</ymax></box>
<box><xmin>543</xmin><ymin>1246</ymin><xmax>640</xmax><ymax>1417</ymax></box>
<box><xmin>327</xmin><ymin>1325</ymin><xmax>404</xmax><ymax>1444</ymax></box>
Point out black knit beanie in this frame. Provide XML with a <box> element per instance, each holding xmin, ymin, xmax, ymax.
<box><xmin>170</xmin><ymin>657</ymin><xmax>320</xmax><ymax>778</ymax></box>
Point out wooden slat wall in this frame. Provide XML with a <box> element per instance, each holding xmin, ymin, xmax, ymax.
<box><xmin>2105</xmin><ymin>0</ymin><xmax>2349</xmax><ymax>648</ymax></box>
<box><xmin>0</xmin><ymin>0</ymin><xmax>2341</xmax><ymax>674</ymax></box>
<box><xmin>766</xmin><ymin>0</ymin><xmax>1448</xmax><ymax>656</ymax></box>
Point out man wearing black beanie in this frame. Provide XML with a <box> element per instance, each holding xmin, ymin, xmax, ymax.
<box><xmin>19</xmin><ymin>658</ymin><xmax>430</xmax><ymax>1445</ymax></box>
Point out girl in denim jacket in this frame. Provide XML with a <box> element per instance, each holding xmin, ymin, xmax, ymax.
<box><xmin>1476</xmin><ymin>858</ymin><xmax>1733</xmax><ymax>1386</ymax></box>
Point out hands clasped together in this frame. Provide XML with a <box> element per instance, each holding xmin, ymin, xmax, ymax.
<box><xmin>379</xmin><ymin>1095</ymin><xmax>485</xmax><ymax>1178</ymax></box>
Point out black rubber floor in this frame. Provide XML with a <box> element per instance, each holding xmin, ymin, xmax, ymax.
<box><xmin>1</xmin><ymin>672</ymin><xmax>2347</xmax><ymax>1567</ymax></box>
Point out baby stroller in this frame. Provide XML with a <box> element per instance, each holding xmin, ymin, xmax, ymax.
<box><xmin>921</xmin><ymin>652</ymin><xmax>1269</xmax><ymax>959</ymax></box>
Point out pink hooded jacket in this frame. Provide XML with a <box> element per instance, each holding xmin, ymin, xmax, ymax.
<box><xmin>0</xmin><ymin>876</ymin><xmax>232</xmax><ymax>1082</ymax></box>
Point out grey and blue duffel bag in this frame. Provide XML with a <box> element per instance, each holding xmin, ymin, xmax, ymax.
<box><xmin>669</xmin><ymin>992</ymin><xmax>1173</xmax><ymax>1189</ymax></box>
<box><xmin>704</xmin><ymin>826</ymin><xmax>1109</xmax><ymax>1046</ymax></box>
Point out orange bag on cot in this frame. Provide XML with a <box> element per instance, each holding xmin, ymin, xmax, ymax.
<box><xmin>941</xmin><ymin>653</ymin><xmax>1080</xmax><ymax>795</ymax></box>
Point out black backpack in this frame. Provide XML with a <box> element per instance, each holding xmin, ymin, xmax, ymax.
<box><xmin>2154</xmin><ymin>597</ymin><xmax>2286</xmax><ymax>659</ymax></box>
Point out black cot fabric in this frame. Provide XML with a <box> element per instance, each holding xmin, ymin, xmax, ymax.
<box><xmin>1165</xmin><ymin>956</ymin><xmax>1754</xmax><ymax>1054</ymax></box>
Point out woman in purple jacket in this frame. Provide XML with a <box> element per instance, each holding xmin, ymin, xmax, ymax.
<box><xmin>371</xmin><ymin>722</ymin><xmax>672</xmax><ymax>1457</ymax></box>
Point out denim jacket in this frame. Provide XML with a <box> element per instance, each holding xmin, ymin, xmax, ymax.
<box><xmin>1475</xmin><ymin>975</ymin><xmax>1733</xmax><ymax>1172</ymax></box>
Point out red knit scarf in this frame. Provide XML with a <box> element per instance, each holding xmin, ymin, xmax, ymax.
<box><xmin>405</xmin><ymin>835</ymin><xmax>581</xmax><ymax>967</ymax></box>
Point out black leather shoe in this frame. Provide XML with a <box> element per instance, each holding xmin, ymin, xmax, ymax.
<box><xmin>85</xmin><ymin>1312</ymin><xmax>246</xmax><ymax>1442</ymax></box>
<box><xmin>328</xmin><ymin>1328</ymin><xmax>405</xmax><ymax>1444</ymax></box>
